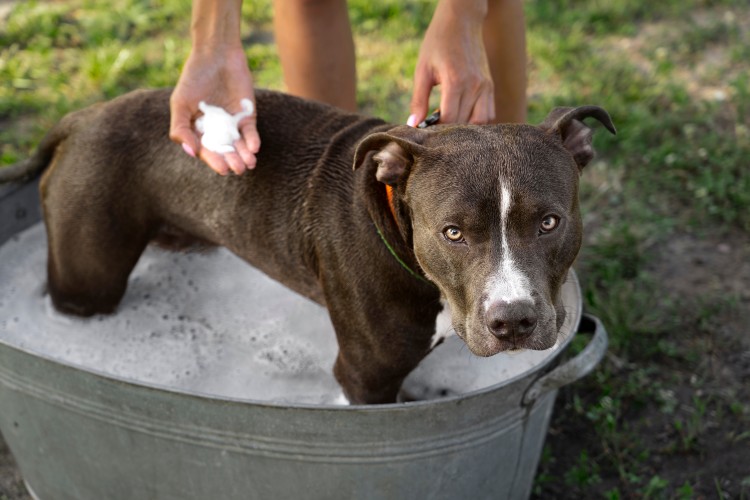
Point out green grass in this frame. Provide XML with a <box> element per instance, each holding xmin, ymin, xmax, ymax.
<box><xmin>1</xmin><ymin>0</ymin><xmax>749</xmax><ymax>497</ymax></box>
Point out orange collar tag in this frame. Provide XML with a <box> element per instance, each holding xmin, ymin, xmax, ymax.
<box><xmin>375</xmin><ymin>185</ymin><xmax>431</xmax><ymax>285</ymax></box>
<box><xmin>385</xmin><ymin>184</ymin><xmax>398</xmax><ymax>227</ymax></box>
<box><xmin>373</xmin><ymin>184</ymin><xmax>435</xmax><ymax>286</ymax></box>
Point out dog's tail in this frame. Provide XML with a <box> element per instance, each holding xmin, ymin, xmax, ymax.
<box><xmin>0</xmin><ymin>105</ymin><xmax>102</xmax><ymax>184</ymax></box>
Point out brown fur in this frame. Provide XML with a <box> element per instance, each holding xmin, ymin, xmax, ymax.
<box><xmin>10</xmin><ymin>89</ymin><xmax>614</xmax><ymax>403</ymax></box>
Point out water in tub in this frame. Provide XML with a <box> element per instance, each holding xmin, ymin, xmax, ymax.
<box><xmin>0</xmin><ymin>223</ymin><xmax>573</xmax><ymax>405</ymax></box>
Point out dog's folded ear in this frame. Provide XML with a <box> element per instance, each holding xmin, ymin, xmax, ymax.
<box><xmin>540</xmin><ymin>106</ymin><xmax>616</xmax><ymax>170</ymax></box>
<box><xmin>353</xmin><ymin>126</ymin><xmax>430</xmax><ymax>185</ymax></box>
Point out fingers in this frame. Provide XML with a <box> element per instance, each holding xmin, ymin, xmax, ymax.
<box><xmin>200</xmin><ymin>147</ymin><xmax>254</xmax><ymax>176</ymax></box>
<box><xmin>409</xmin><ymin>65</ymin><xmax>434</xmax><ymax>127</ymax></box>
<box><xmin>434</xmin><ymin>76</ymin><xmax>495</xmax><ymax>125</ymax></box>
<box><xmin>411</xmin><ymin>64</ymin><xmax>496</xmax><ymax>126</ymax></box>
<box><xmin>224</xmin><ymin>151</ymin><xmax>247</xmax><ymax>176</ymax></box>
<box><xmin>468</xmin><ymin>87</ymin><xmax>495</xmax><ymax>125</ymax></box>
<box><xmin>172</xmin><ymin>97</ymin><xmax>261</xmax><ymax>176</ymax></box>
<box><xmin>233</xmin><ymin>140</ymin><xmax>256</xmax><ymax>171</ymax></box>
<box><xmin>438</xmin><ymin>82</ymin><xmax>462</xmax><ymax>124</ymax></box>
<box><xmin>199</xmin><ymin>149</ymin><xmax>232</xmax><ymax>176</ymax></box>
<box><xmin>213</xmin><ymin>117</ymin><xmax>261</xmax><ymax>174</ymax></box>
<box><xmin>236</xmin><ymin>120</ymin><xmax>261</xmax><ymax>169</ymax></box>
<box><xmin>169</xmin><ymin>95</ymin><xmax>201</xmax><ymax>156</ymax></box>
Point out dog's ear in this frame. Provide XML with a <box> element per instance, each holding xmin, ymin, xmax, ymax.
<box><xmin>353</xmin><ymin>126</ymin><xmax>430</xmax><ymax>185</ymax></box>
<box><xmin>540</xmin><ymin>106</ymin><xmax>616</xmax><ymax>169</ymax></box>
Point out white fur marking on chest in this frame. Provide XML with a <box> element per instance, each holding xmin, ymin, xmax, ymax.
<box><xmin>484</xmin><ymin>184</ymin><xmax>533</xmax><ymax>304</ymax></box>
<box><xmin>431</xmin><ymin>300</ymin><xmax>455</xmax><ymax>349</ymax></box>
<box><xmin>332</xmin><ymin>391</ymin><xmax>351</xmax><ymax>406</ymax></box>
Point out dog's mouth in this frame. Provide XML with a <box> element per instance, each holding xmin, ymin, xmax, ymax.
<box><xmin>467</xmin><ymin>332</ymin><xmax>557</xmax><ymax>357</ymax></box>
<box><xmin>451</xmin><ymin>309</ymin><xmax>559</xmax><ymax>357</ymax></box>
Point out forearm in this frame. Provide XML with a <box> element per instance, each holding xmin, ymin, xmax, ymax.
<box><xmin>432</xmin><ymin>0</ymin><xmax>488</xmax><ymax>29</ymax></box>
<box><xmin>190</xmin><ymin>0</ymin><xmax>244</xmax><ymax>50</ymax></box>
<box><xmin>172</xmin><ymin>0</ymin><xmax>259</xmax><ymax>175</ymax></box>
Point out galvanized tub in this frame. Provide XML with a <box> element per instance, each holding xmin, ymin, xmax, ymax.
<box><xmin>0</xmin><ymin>179</ymin><xmax>607</xmax><ymax>500</ymax></box>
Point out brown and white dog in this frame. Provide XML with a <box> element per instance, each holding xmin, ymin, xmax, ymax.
<box><xmin>0</xmin><ymin>89</ymin><xmax>615</xmax><ymax>403</ymax></box>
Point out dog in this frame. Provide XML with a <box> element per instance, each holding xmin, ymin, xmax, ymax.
<box><xmin>0</xmin><ymin>89</ymin><xmax>615</xmax><ymax>404</ymax></box>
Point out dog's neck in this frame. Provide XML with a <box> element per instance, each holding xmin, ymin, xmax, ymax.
<box><xmin>375</xmin><ymin>184</ymin><xmax>432</xmax><ymax>285</ymax></box>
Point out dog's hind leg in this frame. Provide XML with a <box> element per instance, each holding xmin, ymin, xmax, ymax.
<box><xmin>45</xmin><ymin>223</ymin><xmax>149</xmax><ymax>317</ymax></box>
<box><xmin>43</xmin><ymin>205</ymin><xmax>150</xmax><ymax>317</ymax></box>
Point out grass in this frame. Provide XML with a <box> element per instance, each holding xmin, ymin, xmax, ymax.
<box><xmin>1</xmin><ymin>0</ymin><xmax>749</xmax><ymax>498</ymax></box>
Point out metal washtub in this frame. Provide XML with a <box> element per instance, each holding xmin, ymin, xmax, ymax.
<box><xmin>0</xmin><ymin>178</ymin><xmax>607</xmax><ymax>500</ymax></box>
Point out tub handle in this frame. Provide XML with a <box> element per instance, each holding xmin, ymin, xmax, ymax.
<box><xmin>522</xmin><ymin>314</ymin><xmax>608</xmax><ymax>406</ymax></box>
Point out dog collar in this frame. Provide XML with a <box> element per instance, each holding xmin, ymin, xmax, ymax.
<box><xmin>375</xmin><ymin>108</ymin><xmax>440</xmax><ymax>285</ymax></box>
<box><xmin>385</xmin><ymin>184</ymin><xmax>398</xmax><ymax>222</ymax></box>
<box><xmin>417</xmin><ymin>110</ymin><xmax>441</xmax><ymax>129</ymax></box>
<box><xmin>376</xmin><ymin>185</ymin><xmax>431</xmax><ymax>285</ymax></box>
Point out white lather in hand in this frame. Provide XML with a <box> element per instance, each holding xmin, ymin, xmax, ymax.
<box><xmin>195</xmin><ymin>99</ymin><xmax>255</xmax><ymax>154</ymax></box>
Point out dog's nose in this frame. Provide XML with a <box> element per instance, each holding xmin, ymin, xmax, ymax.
<box><xmin>485</xmin><ymin>301</ymin><xmax>538</xmax><ymax>340</ymax></box>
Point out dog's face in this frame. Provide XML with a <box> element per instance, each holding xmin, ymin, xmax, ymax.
<box><xmin>355</xmin><ymin>107</ymin><xmax>615</xmax><ymax>357</ymax></box>
<box><xmin>406</xmin><ymin>126</ymin><xmax>583</xmax><ymax>355</ymax></box>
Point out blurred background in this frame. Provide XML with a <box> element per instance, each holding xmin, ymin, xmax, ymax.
<box><xmin>1</xmin><ymin>0</ymin><xmax>748</xmax><ymax>498</ymax></box>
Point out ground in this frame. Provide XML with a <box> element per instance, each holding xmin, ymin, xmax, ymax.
<box><xmin>534</xmin><ymin>228</ymin><xmax>750</xmax><ymax>498</ymax></box>
<box><xmin>1</xmin><ymin>0</ymin><xmax>748</xmax><ymax>498</ymax></box>
<box><xmin>0</xmin><ymin>438</ymin><xmax>25</xmax><ymax>500</ymax></box>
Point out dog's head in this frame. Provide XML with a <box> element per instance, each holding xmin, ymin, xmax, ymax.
<box><xmin>354</xmin><ymin>107</ymin><xmax>615</xmax><ymax>356</ymax></box>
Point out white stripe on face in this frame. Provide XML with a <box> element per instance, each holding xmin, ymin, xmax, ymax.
<box><xmin>484</xmin><ymin>184</ymin><xmax>533</xmax><ymax>305</ymax></box>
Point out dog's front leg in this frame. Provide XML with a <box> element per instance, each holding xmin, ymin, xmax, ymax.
<box><xmin>324</xmin><ymin>287</ymin><xmax>439</xmax><ymax>404</ymax></box>
<box><xmin>332</xmin><ymin>334</ymin><xmax>431</xmax><ymax>405</ymax></box>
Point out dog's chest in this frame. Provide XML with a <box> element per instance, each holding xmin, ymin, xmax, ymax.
<box><xmin>430</xmin><ymin>300</ymin><xmax>454</xmax><ymax>349</ymax></box>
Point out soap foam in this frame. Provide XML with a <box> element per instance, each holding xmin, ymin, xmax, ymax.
<box><xmin>0</xmin><ymin>223</ymin><xmax>571</xmax><ymax>405</ymax></box>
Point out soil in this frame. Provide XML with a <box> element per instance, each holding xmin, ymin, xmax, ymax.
<box><xmin>535</xmin><ymin>227</ymin><xmax>750</xmax><ymax>498</ymax></box>
<box><xmin>0</xmin><ymin>438</ymin><xmax>26</xmax><ymax>500</ymax></box>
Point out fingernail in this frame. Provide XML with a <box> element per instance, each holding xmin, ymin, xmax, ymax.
<box><xmin>182</xmin><ymin>143</ymin><xmax>196</xmax><ymax>157</ymax></box>
<box><xmin>406</xmin><ymin>114</ymin><xmax>418</xmax><ymax>128</ymax></box>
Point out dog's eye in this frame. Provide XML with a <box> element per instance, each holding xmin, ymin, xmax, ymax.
<box><xmin>444</xmin><ymin>227</ymin><xmax>464</xmax><ymax>242</ymax></box>
<box><xmin>540</xmin><ymin>215</ymin><xmax>559</xmax><ymax>233</ymax></box>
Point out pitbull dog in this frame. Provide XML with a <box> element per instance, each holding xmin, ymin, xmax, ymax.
<box><xmin>1</xmin><ymin>89</ymin><xmax>615</xmax><ymax>404</ymax></box>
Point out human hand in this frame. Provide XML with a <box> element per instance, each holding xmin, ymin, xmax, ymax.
<box><xmin>170</xmin><ymin>46</ymin><xmax>260</xmax><ymax>175</ymax></box>
<box><xmin>408</xmin><ymin>0</ymin><xmax>494</xmax><ymax>126</ymax></box>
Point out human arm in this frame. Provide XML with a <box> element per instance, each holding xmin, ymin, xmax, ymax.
<box><xmin>169</xmin><ymin>0</ymin><xmax>260</xmax><ymax>175</ymax></box>
<box><xmin>409</xmin><ymin>0</ymin><xmax>527</xmax><ymax>126</ymax></box>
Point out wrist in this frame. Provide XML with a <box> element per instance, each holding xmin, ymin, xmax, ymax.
<box><xmin>435</xmin><ymin>0</ymin><xmax>488</xmax><ymax>24</ymax></box>
<box><xmin>189</xmin><ymin>0</ymin><xmax>244</xmax><ymax>50</ymax></box>
<box><xmin>189</xmin><ymin>41</ymin><xmax>246</xmax><ymax>61</ymax></box>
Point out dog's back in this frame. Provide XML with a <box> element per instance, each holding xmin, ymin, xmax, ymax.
<box><xmin>26</xmin><ymin>89</ymin><xmax>387</xmax><ymax>314</ymax></box>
